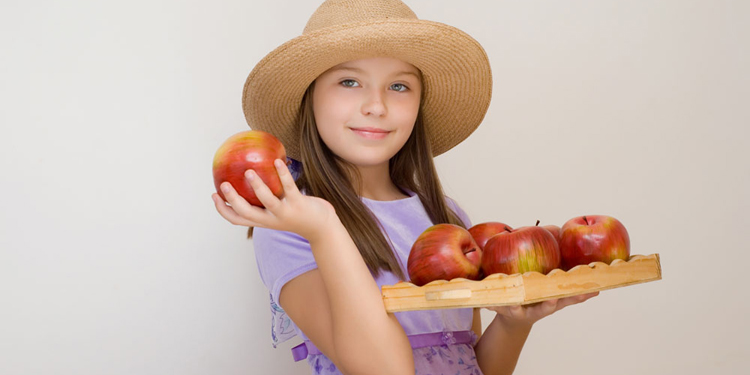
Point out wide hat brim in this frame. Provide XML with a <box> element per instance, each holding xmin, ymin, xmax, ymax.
<box><xmin>242</xmin><ymin>19</ymin><xmax>492</xmax><ymax>160</ymax></box>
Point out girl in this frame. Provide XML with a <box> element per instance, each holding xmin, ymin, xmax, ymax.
<box><xmin>212</xmin><ymin>1</ymin><xmax>597</xmax><ymax>374</ymax></box>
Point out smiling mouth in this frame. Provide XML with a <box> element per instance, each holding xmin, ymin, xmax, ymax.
<box><xmin>350</xmin><ymin>127</ymin><xmax>391</xmax><ymax>139</ymax></box>
<box><xmin>351</xmin><ymin>127</ymin><xmax>389</xmax><ymax>133</ymax></box>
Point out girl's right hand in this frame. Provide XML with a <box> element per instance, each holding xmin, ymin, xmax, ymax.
<box><xmin>211</xmin><ymin>159</ymin><xmax>337</xmax><ymax>242</ymax></box>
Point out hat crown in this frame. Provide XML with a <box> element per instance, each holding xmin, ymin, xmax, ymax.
<box><xmin>303</xmin><ymin>0</ymin><xmax>418</xmax><ymax>34</ymax></box>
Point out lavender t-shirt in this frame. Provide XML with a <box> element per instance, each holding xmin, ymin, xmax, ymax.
<box><xmin>253</xmin><ymin>193</ymin><xmax>483</xmax><ymax>375</ymax></box>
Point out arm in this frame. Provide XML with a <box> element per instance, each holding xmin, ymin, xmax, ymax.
<box><xmin>474</xmin><ymin>294</ymin><xmax>598</xmax><ymax>375</ymax></box>
<box><xmin>213</xmin><ymin>159</ymin><xmax>414</xmax><ymax>374</ymax></box>
<box><xmin>281</xmin><ymin>217</ymin><xmax>413</xmax><ymax>374</ymax></box>
<box><xmin>473</xmin><ymin>311</ymin><xmax>532</xmax><ymax>375</ymax></box>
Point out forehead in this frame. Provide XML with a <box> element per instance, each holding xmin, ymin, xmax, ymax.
<box><xmin>321</xmin><ymin>57</ymin><xmax>421</xmax><ymax>78</ymax></box>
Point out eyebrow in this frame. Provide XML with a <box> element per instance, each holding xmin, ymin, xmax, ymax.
<box><xmin>328</xmin><ymin>66</ymin><xmax>421</xmax><ymax>79</ymax></box>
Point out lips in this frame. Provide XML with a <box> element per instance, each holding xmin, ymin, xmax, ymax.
<box><xmin>350</xmin><ymin>127</ymin><xmax>391</xmax><ymax>140</ymax></box>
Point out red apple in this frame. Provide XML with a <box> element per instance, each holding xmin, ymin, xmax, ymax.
<box><xmin>482</xmin><ymin>222</ymin><xmax>561</xmax><ymax>275</ymax></box>
<box><xmin>407</xmin><ymin>224</ymin><xmax>483</xmax><ymax>286</ymax></box>
<box><xmin>468</xmin><ymin>222</ymin><xmax>513</xmax><ymax>250</ymax></box>
<box><xmin>212</xmin><ymin>130</ymin><xmax>286</xmax><ymax>207</ymax></box>
<box><xmin>559</xmin><ymin>215</ymin><xmax>630</xmax><ymax>270</ymax></box>
<box><xmin>542</xmin><ymin>224</ymin><xmax>562</xmax><ymax>245</ymax></box>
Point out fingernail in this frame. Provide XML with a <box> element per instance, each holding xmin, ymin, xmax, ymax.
<box><xmin>274</xmin><ymin>159</ymin><xmax>284</xmax><ymax>168</ymax></box>
<box><xmin>221</xmin><ymin>183</ymin><xmax>230</xmax><ymax>193</ymax></box>
<box><xmin>245</xmin><ymin>170</ymin><xmax>255</xmax><ymax>180</ymax></box>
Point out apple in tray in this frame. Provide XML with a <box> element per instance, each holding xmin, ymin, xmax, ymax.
<box><xmin>468</xmin><ymin>221</ymin><xmax>512</xmax><ymax>251</ymax></box>
<box><xmin>541</xmin><ymin>223</ymin><xmax>562</xmax><ymax>245</ymax></box>
<box><xmin>407</xmin><ymin>224</ymin><xmax>483</xmax><ymax>286</ymax></box>
<box><xmin>481</xmin><ymin>221</ymin><xmax>561</xmax><ymax>276</ymax></box>
<box><xmin>559</xmin><ymin>215</ymin><xmax>630</xmax><ymax>270</ymax></box>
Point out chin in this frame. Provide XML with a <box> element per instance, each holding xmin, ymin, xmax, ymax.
<box><xmin>337</xmin><ymin>148</ymin><xmax>401</xmax><ymax>168</ymax></box>
<box><xmin>347</xmin><ymin>157</ymin><xmax>393</xmax><ymax>170</ymax></box>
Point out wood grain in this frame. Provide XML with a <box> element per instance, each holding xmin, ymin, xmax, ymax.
<box><xmin>382</xmin><ymin>254</ymin><xmax>662</xmax><ymax>312</ymax></box>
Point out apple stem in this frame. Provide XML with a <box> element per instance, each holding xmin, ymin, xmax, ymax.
<box><xmin>583</xmin><ymin>216</ymin><xmax>589</xmax><ymax>225</ymax></box>
<box><xmin>504</xmin><ymin>226</ymin><xmax>512</xmax><ymax>233</ymax></box>
<box><xmin>535</xmin><ymin>220</ymin><xmax>540</xmax><ymax>226</ymax></box>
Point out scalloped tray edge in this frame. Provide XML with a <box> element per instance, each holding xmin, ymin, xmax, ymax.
<box><xmin>382</xmin><ymin>254</ymin><xmax>661</xmax><ymax>312</ymax></box>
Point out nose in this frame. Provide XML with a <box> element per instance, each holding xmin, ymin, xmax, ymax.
<box><xmin>361</xmin><ymin>88</ymin><xmax>387</xmax><ymax>117</ymax></box>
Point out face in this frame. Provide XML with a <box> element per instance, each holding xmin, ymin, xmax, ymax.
<box><xmin>312</xmin><ymin>57</ymin><xmax>422</xmax><ymax>170</ymax></box>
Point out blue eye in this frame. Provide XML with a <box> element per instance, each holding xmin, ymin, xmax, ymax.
<box><xmin>340</xmin><ymin>79</ymin><xmax>359</xmax><ymax>88</ymax></box>
<box><xmin>391</xmin><ymin>83</ymin><xmax>408</xmax><ymax>92</ymax></box>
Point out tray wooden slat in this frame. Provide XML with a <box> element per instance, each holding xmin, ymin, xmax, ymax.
<box><xmin>382</xmin><ymin>254</ymin><xmax>661</xmax><ymax>313</ymax></box>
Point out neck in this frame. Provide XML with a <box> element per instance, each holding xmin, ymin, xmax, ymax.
<box><xmin>351</xmin><ymin>162</ymin><xmax>408</xmax><ymax>201</ymax></box>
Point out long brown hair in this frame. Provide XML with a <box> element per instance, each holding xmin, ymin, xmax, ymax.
<box><xmin>249</xmin><ymin>82</ymin><xmax>465</xmax><ymax>280</ymax></box>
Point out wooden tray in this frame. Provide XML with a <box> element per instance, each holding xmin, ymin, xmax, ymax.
<box><xmin>382</xmin><ymin>254</ymin><xmax>661</xmax><ymax>313</ymax></box>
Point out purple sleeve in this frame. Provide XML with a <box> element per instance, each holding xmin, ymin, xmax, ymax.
<box><xmin>252</xmin><ymin>227</ymin><xmax>318</xmax><ymax>305</ymax></box>
<box><xmin>253</xmin><ymin>196</ymin><xmax>468</xmax><ymax>304</ymax></box>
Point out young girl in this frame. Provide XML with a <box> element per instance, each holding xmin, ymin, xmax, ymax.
<box><xmin>212</xmin><ymin>1</ymin><xmax>597</xmax><ymax>374</ymax></box>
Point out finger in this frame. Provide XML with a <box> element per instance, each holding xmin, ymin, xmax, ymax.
<box><xmin>553</xmin><ymin>297</ymin><xmax>579</xmax><ymax>312</ymax></box>
<box><xmin>572</xmin><ymin>291</ymin><xmax>598</xmax><ymax>304</ymax></box>
<box><xmin>245</xmin><ymin>169</ymin><xmax>283</xmax><ymax>211</ymax></box>
<box><xmin>584</xmin><ymin>291</ymin><xmax>599</xmax><ymax>299</ymax></box>
<box><xmin>220</xmin><ymin>180</ymin><xmax>252</xmax><ymax>211</ymax></box>
<box><xmin>576</xmin><ymin>291</ymin><xmax>599</xmax><ymax>303</ymax></box>
<box><xmin>275</xmin><ymin>159</ymin><xmax>301</xmax><ymax>197</ymax></box>
<box><xmin>507</xmin><ymin>305</ymin><xmax>524</xmax><ymax>319</ymax></box>
<box><xmin>484</xmin><ymin>306</ymin><xmax>509</xmax><ymax>316</ymax></box>
<box><xmin>219</xmin><ymin>181</ymin><xmax>264</xmax><ymax>218</ymax></box>
<box><xmin>539</xmin><ymin>299</ymin><xmax>559</xmax><ymax>315</ymax></box>
<box><xmin>212</xmin><ymin>193</ymin><xmax>256</xmax><ymax>226</ymax></box>
<box><xmin>488</xmin><ymin>306</ymin><xmax>510</xmax><ymax>318</ymax></box>
<box><xmin>555</xmin><ymin>292</ymin><xmax>598</xmax><ymax>311</ymax></box>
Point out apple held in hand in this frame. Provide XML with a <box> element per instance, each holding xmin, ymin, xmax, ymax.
<box><xmin>212</xmin><ymin>130</ymin><xmax>286</xmax><ymax>207</ymax></box>
<box><xmin>482</xmin><ymin>221</ymin><xmax>561</xmax><ymax>275</ymax></box>
<box><xmin>468</xmin><ymin>222</ymin><xmax>512</xmax><ymax>251</ymax></box>
<box><xmin>559</xmin><ymin>215</ymin><xmax>630</xmax><ymax>270</ymax></box>
<box><xmin>407</xmin><ymin>224</ymin><xmax>482</xmax><ymax>286</ymax></box>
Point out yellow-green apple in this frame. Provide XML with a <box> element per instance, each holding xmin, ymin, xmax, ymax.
<box><xmin>468</xmin><ymin>222</ymin><xmax>512</xmax><ymax>250</ymax></box>
<box><xmin>482</xmin><ymin>223</ymin><xmax>561</xmax><ymax>275</ymax></box>
<box><xmin>407</xmin><ymin>224</ymin><xmax>483</xmax><ymax>286</ymax></box>
<box><xmin>212</xmin><ymin>130</ymin><xmax>286</xmax><ymax>207</ymax></box>
<box><xmin>559</xmin><ymin>215</ymin><xmax>630</xmax><ymax>270</ymax></box>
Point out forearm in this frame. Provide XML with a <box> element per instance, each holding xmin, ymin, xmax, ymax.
<box><xmin>308</xmin><ymin>217</ymin><xmax>413</xmax><ymax>374</ymax></box>
<box><xmin>474</xmin><ymin>314</ymin><xmax>532</xmax><ymax>375</ymax></box>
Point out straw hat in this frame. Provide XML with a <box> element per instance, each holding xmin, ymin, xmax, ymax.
<box><xmin>242</xmin><ymin>0</ymin><xmax>492</xmax><ymax>159</ymax></box>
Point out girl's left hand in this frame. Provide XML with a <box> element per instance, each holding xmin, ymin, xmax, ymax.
<box><xmin>486</xmin><ymin>292</ymin><xmax>599</xmax><ymax>328</ymax></box>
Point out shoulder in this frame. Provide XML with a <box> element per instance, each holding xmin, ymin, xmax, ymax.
<box><xmin>252</xmin><ymin>228</ymin><xmax>314</xmax><ymax>280</ymax></box>
<box><xmin>252</xmin><ymin>227</ymin><xmax>318</xmax><ymax>309</ymax></box>
<box><xmin>253</xmin><ymin>228</ymin><xmax>315</xmax><ymax>272</ymax></box>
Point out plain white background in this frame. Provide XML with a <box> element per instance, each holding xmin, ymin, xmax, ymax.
<box><xmin>1</xmin><ymin>0</ymin><xmax>748</xmax><ymax>374</ymax></box>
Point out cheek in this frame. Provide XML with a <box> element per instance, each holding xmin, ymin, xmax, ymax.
<box><xmin>313</xmin><ymin>92</ymin><xmax>352</xmax><ymax>125</ymax></box>
<box><xmin>312</xmin><ymin>105</ymin><xmax>346</xmax><ymax>151</ymax></box>
<box><xmin>314</xmin><ymin>117</ymin><xmax>338</xmax><ymax>148</ymax></box>
<box><xmin>392</xmin><ymin>100</ymin><xmax>420</xmax><ymax>128</ymax></box>
<box><xmin>312</xmin><ymin>104</ymin><xmax>339</xmax><ymax>137</ymax></box>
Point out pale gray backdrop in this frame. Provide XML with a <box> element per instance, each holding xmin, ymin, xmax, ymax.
<box><xmin>1</xmin><ymin>0</ymin><xmax>748</xmax><ymax>374</ymax></box>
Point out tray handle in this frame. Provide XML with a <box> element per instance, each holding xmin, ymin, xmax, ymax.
<box><xmin>425</xmin><ymin>289</ymin><xmax>472</xmax><ymax>301</ymax></box>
